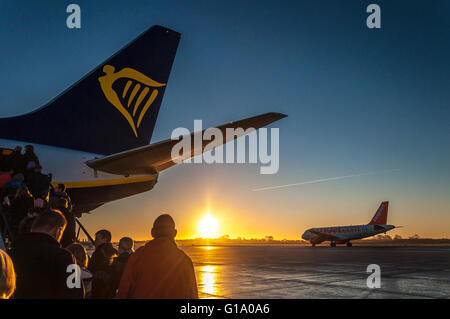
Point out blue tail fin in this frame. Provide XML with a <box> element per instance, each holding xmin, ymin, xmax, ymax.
<box><xmin>0</xmin><ymin>25</ymin><xmax>180</xmax><ymax>155</ymax></box>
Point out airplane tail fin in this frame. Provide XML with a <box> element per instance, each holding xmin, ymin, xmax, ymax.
<box><xmin>0</xmin><ymin>25</ymin><xmax>180</xmax><ymax>155</ymax></box>
<box><xmin>368</xmin><ymin>201</ymin><xmax>389</xmax><ymax>225</ymax></box>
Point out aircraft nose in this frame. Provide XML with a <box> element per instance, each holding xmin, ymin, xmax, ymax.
<box><xmin>302</xmin><ymin>230</ymin><xmax>311</xmax><ymax>240</ymax></box>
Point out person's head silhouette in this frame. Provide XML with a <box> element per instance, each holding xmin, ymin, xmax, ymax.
<box><xmin>151</xmin><ymin>214</ymin><xmax>177</xmax><ymax>239</ymax></box>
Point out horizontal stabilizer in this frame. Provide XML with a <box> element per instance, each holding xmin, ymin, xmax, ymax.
<box><xmin>86</xmin><ymin>112</ymin><xmax>287</xmax><ymax>175</ymax></box>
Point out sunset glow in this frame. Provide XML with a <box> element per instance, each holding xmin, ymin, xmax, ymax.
<box><xmin>198</xmin><ymin>214</ymin><xmax>219</xmax><ymax>238</ymax></box>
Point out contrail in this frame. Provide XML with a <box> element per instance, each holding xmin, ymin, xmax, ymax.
<box><xmin>252</xmin><ymin>169</ymin><xmax>400</xmax><ymax>192</ymax></box>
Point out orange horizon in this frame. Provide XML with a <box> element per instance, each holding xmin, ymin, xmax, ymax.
<box><xmin>76</xmin><ymin>233</ymin><xmax>450</xmax><ymax>243</ymax></box>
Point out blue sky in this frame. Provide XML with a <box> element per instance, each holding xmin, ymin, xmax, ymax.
<box><xmin>0</xmin><ymin>0</ymin><xmax>449</xmax><ymax>239</ymax></box>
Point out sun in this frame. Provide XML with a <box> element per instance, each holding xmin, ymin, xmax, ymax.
<box><xmin>198</xmin><ymin>214</ymin><xmax>219</xmax><ymax>238</ymax></box>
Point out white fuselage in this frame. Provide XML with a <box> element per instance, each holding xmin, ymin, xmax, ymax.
<box><xmin>1</xmin><ymin>138</ymin><xmax>122</xmax><ymax>183</ymax></box>
<box><xmin>302</xmin><ymin>224</ymin><xmax>396</xmax><ymax>244</ymax></box>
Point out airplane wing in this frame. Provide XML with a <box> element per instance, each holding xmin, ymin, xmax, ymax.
<box><xmin>309</xmin><ymin>229</ymin><xmax>345</xmax><ymax>242</ymax></box>
<box><xmin>86</xmin><ymin>112</ymin><xmax>287</xmax><ymax>175</ymax></box>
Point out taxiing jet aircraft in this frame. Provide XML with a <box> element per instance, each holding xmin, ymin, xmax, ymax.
<box><xmin>301</xmin><ymin>201</ymin><xmax>396</xmax><ymax>247</ymax></box>
<box><xmin>0</xmin><ymin>25</ymin><xmax>286</xmax><ymax>216</ymax></box>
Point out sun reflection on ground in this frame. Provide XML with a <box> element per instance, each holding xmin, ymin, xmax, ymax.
<box><xmin>199</xmin><ymin>265</ymin><xmax>218</xmax><ymax>298</ymax></box>
<box><xmin>201</xmin><ymin>246</ymin><xmax>216</xmax><ymax>250</ymax></box>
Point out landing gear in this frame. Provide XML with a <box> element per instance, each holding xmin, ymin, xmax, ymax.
<box><xmin>346</xmin><ymin>242</ymin><xmax>352</xmax><ymax>247</ymax></box>
<box><xmin>330</xmin><ymin>242</ymin><xmax>336</xmax><ymax>247</ymax></box>
<box><xmin>311</xmin><ymin>243</ymin><xmax>316</xmax><ymax>247</ymax></box>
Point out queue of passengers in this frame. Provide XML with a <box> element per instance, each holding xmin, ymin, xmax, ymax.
<box><xmin>1</xmin><ymin>212</ymin><xmax>198</xmax><ymax>299</ymax></box>
<box><xmin>1</xmin><ymin>145</ymin><xmax>75</xmax><ymax>247</ymax></box>
<box><xmin>0</xmin><ymin>145</ymin><xmax>198</xmax><ymax>299</ymax></box>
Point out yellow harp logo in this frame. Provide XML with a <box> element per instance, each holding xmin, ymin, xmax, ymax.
<box><xmin>98</xmin><ymin>65</ymin><xmax>166</xmax><ymax>137</ymax></box>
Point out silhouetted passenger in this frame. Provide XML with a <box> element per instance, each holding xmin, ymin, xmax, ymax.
<box><xmin>9</xmin><ymin>185</ymin><xmax>34</xmax><ymax>237</ymax></box>
<box><xmin>110</xmin><ymin>237</ymin><xmax>134</xmax><ymax>294</ymax></box>
<box><xmin>27</xmin><ymin>165</ymin><xmax>51</xmax><ymax>200</ymax></box>
<box><xmin>6</xmin><ymin>146</ymin><xmax>24</xmax><ymax>174</ymax></box>
<box><xmin>90</xmin><ymin>244</ymin><xmax>117</xmax><ymax>298</ymax></box>
<box><xmin>50</xmin><ymin>187</ymin><xmax>75</xmax><ymax>248</ymax></box>
<box><xmin>10</xmin><ymin>209</ymin><xmax>84</xmax><ymax>299</ymax></box>
<box><xmin>16</xmin><ymin>208</ymin><xmax>41</xmax><ymax>237</ymax></box>
<box><xmin>66</xmin><ymin>243</ymin><xmax>93</xmax><ymax>298</ymax></box>
<box><xmin>53</xmin><ymin>184</ymin><xmax>72</xmax><ymax>210</ymax></box>
<box><xmin>0</xmin><ymin>170</ymin><xmax>12</xmax><ymax>190</ymax></box>
<box><xmin>0</xmin><ymin>249</ymin><xmax>16</xmax><ymax>299</ymax></box>
<box><xmin>0</xmin><ymin>152</ymin><xmax>7</xmax><ymax>172</ymax></box>
<box><xmin>91</xmin><ymin>229</ymin><xmax>113</xmax><ymax>250</ymax></box>
<box><xmin>88</xmin><ymin>229</ymin><xmax>118</xmax><ymax>298</ymax></box>
<box><xmin>117</xmin><ymin>214</ymin><xmax>198</xmax><ymax>299</ymax></box>
<box><xmin>25</xmin><ymin>161</ymin><xmax>36</xmax><ymax>181</ymax></box>
<box><xmin>22</xmin><ymin>145</ymin><xmax>39</xmax><ymax>171</ymax></box>
<box><xmin>1</xmin><ymin>184</ymin><xmax>16</xmax><ymax>208</ymax></box>
<box><xmin>5</xmin><ymin>173</ymin><xmax>24</xmax><ymax>191</ymax></box>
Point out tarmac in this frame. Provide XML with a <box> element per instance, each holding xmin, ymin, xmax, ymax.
<box><xmin>180</xmin><ymin>246</ymin><xmax>450</xmax><ymax>299</ymax></box>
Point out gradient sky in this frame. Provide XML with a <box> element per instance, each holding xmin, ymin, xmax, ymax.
<box><xmin>0</xmin><ymin>0</ymin><xmax>449</xmax><ymax>240</ymax></box>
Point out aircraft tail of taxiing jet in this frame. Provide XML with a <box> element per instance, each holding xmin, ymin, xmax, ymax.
<box><xmin>301</xmin><ymin>201</ymin><xmax>397</xmax><ymax>247</ymax></box>
<box><xmin>0</xmin><ymin>25</ymin><xmax>287</xmax><ymax>216</ymax></box>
